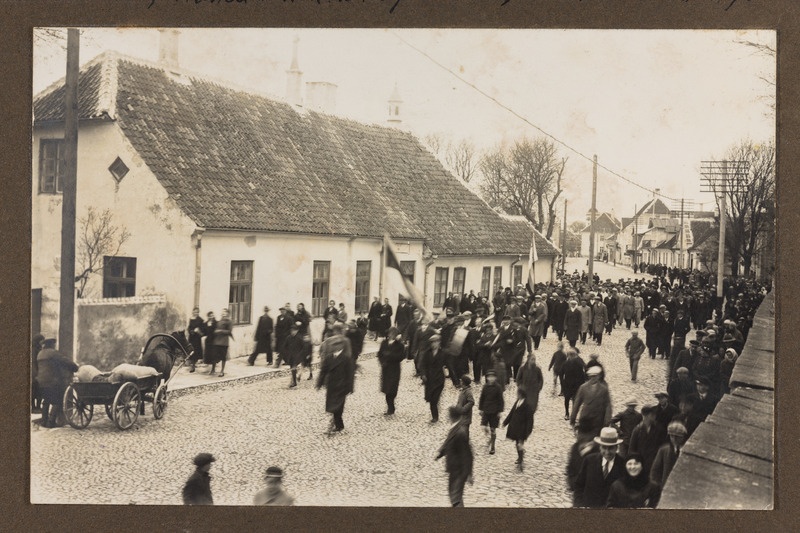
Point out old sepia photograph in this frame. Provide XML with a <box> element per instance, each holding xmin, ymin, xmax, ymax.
<box><xmin>30</xmin><ymin>27</ymin><xmax>775</xmax><ymax>508</ymax></box>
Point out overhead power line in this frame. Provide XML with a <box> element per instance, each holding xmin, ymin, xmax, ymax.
<box><xmin>390</xmin><ymin>30</ymin><xmax>681</xmax><ymax>203</ymax></box>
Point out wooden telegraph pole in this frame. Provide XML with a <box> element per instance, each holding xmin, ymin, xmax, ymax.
<box><xmin>701</xmin><ymin>159</ymin><xmax>748</xmax><ymax>307</ymax></box>
<box><xmin>588</xmin><ymin>155</ymin><xmax>597</xmax><ymax>281</ymax></box>
<box><xmin>59</xmin><ymin>28</ymin><xmax>80</xmax><ymax>359</ymax></box>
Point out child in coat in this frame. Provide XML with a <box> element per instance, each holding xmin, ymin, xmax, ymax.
<box><xmin>478</xmin><ymin>370</ymin><xmax>504</xmax><ymax>454</ymax></box>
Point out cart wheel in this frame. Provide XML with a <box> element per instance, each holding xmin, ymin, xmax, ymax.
<box><xmin>112</xmin><ymin>382</ymin><xmax>141</xmax><ymax>430</ymax></box>
<box><xmin>152</xmin><ymin>383</ymin><xmax>168</xmax><ymax>420</ymax></box>
<box><xmin>105</xmin><ymin>403</ymin><xmax>114</xmax><ymax>421</ymax></box>
<box><xmin>62</xmin><ymin>385</ymin><xmax>93</xmax><ymax>429</ymax></box>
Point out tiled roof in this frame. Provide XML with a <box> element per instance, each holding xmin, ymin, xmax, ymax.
<box><xmin>655</xmin><ymin>235</ymin><xmax>678</xmax><ymax>249</ymax></box>
<box><xmin>689</xmin><ymin>220</ymin><xmax>716</xmax><ymax>250</ymax></box>
<box><xmin>34</xmin><ymin>54</ymin><xmax>559</xmax><ymax>257</ymax></box>
<box><xmin>634</xmin><ymin>198</ymin><xmax>672</xmax><ymax>218</ymax></box>
<box><xmin>580</xmin><ymin>212</ymin><xmax>621</xmax><ymax>234</ymax></box>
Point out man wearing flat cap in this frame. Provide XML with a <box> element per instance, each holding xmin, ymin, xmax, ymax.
<box><xmin>650</xmin><ymin>422</ymin><xmax>688</xmax><ymax>499</ymax></box>
<box><xmin>570</xmin><ymin>365</ymin><xmax>612</xmax><ymax>441</ymax></box>
<box><xmin>36</xmin><ymin>337</ymin><xmax>78</xmax><ymax>428</ymax></box>
<box><xmin>253</xmin><ymin>466</ymin><xmax>295</xmax><ymax>505</ymax></box>
<box><xmin>182</xmin><ymin>453</ymin><xmax>215</xmax><ymax>505</ymax></box>
<box><xmin>573</xmin><ymin>427</ymin><xmax>625</xmax><ymax>507</ymax></box>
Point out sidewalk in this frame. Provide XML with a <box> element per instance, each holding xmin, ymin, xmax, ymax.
<box><xmin>31</xmin><ymin>337</ymin><xmax>382</xmax><ymax>424</ymax></box>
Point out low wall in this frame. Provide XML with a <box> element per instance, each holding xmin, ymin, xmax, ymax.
<box><xmin>75</xmin><ymin>295</ymin><xmax>184</xmax><ymax>370</ymax></box>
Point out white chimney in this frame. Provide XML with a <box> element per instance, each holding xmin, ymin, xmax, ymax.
<box><xmin>305</xmin><ymin>81</ymin><xmax>337</xmax><ymax>114</ymax></box>
<box><xmin>286</xmin><ymin>36</ymin><xmax>303</xmax><ymax>107</ymax></box>
<box><xmin>158</xmin><ymin>29</ymin><xmax>180</xmax><ymax>69</ymax></box>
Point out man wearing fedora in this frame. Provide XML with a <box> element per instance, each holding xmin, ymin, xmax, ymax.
<box><xmin>248</xmin><ymin>306</ymin><xmax>274</xmax><ymax>366</ymax></box>
<box><xmin>182</xmin><ymin>453</ymin><xmax>215</xmax><ymax>505</ymax></box>
<box><xmin>573</xmin><ymin>427</ymin><xmax>625</xmax><ymax>507</ymax></box>
<box><xmin>253</xmin><ymin>466</ymin><xmax>295</xmax><ymax>505</ymax></box>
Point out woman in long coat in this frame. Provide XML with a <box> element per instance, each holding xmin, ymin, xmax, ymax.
<box><xmin>315</xmin><ymin>334</ymin><xmax>356</xmax><ymax>433</ymax></box>
<box><xmin>367</xmin><ymin>297</ymin><xmax>382</xmax><ymax>339</ymax></box>
<box><xmin>187</xmin><ymin>307</ymin><xmax>204</xmax><ymax>372</ymax></box>
<box><xmin>503</xmin><ymin>387</ymin><xmax>535</xmax><ymax>467</ymax></box>
<box><xmin>379</xmin><ymin>299</ymin><xmax>393</xmax><ymax>338</ymax></box>
<box><xmin>563</xmin><ymin>300</ymin><xmax>583</xmax><ymax>347</ymax></box>
<box><xmin>621</xmin><ymin>292</ymin><xmax>635</xmax><ymax>329</ymax></box>
<box><xmin>209</xmin><ymin>309</ymin><xmax>232</xmax><ymax>377</ymax></box>
<box><xmin>378</xmin><ymin>327</ymin><xmax>406</xmax><ymax>415</ymax></box>
<box><xmin>202</xmin><ymin>311</ymin><xmax>217</xmax><ymax>367</ymax></box>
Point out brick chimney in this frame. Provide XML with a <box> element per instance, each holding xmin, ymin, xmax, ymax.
<box><xmin>158</xmin><ymin>29</ymin><xmax>180</xmax><ymax>69</ymax></box>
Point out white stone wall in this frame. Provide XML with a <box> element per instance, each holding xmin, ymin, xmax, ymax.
<box><xmin>197</xmin><ymin>232</ymin><xmax>425</xmax><ymax>353</ymax></box>
<box><xmin>32</xmin><ymin>121</ymin><xmax>198</xmax><ymax>342</ymax></box>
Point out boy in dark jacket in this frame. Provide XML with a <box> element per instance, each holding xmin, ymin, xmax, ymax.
<box><xmin>478</xmin><ymin>370</ymin><xmax>504</xmax><ymax>454</ymax></box>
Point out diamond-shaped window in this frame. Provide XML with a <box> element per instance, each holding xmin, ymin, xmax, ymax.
<box><xmin>109</xmin><ymin>157</ymin><xmax>129</xmax><ymax>183</ymax></box>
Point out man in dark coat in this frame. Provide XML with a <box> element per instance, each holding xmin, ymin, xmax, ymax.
<box><xmin>315</xmin><ymin>328</ymin><xmax>355</xmax><ymax>434</ymax></box>
<box><xmin>478</xmin><ymin>369</ymin><xmax>504</xmax><ymax>455</ymax></box>
<box><xmin>273</xmin><ymin>305</ymin><xmax>293</xmax><ymax>367</ymax></box>
<box><xmin>551</xmin><ymin>293</ymin><xmax>569</xmax><ymax>341</ymax></box>
<box><xmin>282</xmin><ymin>323</ymin><xmax>307</xmax><ymax>388</ymax></box>
<box><xmin>36</xmin><ymin>338</ymin><xmax>78</xmax><ymax>428</ymax></box>
<box><xmin>420</xmin><ymin>330</ymin><xmax>446</xmax><ymax>423</ymax></box>
<box><xmin>182</xmin><ymin>453</ymin><xmax>215</xmax><ymax>505</ymax></box>
<box><xmin>379</xmin><ymin>298</ymin><xmax>393</xmax><ymax>338</ymax></box>
<box><xmin>570</xmin><ymin>366</ymin><xmax>612</xmax><ymax>441</ymax></box>
<box><xmin>560</xmin><ymin>348</ymin><xmax>586</xmax><ymax>420</ymax></box>
<box><xmin>516</xmin><ymin>353</ymin><xmax>544</xmax><ymax>414</ymax></box>
<box><xmin>628</xmin><ymin>405</ymin><xmax>665</xmax><ymax>475</ymax></box>
<box><xmin>435</xmin><ymin>406</ymin><xmax>474</xmax><ymax>507</ymax></box>
<box><xmin>367</xmin><ymin>297</ymin><xmax>382</xmax><ymax>339</ymax></box>
<box><xmin>650</xmin><ymin>422</ymin><xmax>688</xmax><ymax>500</ymax></box>
<box><xmin>574</xmin><ymin>427</ymin><xmax>626</xmax><ymax>508</ymax></box>
<box><xmin>603</xmin><ymin>291</ymin><xmax>618</xmax><ymax>335</ymax></box>
<box><xmin>643</xmin><ymin>308</ymin><xmax>665</xmax><ymax>359</ymax></box>
<box><xmin>294</xmin><ymin>303</ymin><xmax>311</xmax><ymax>337</ymax></box>
<box><xmin>378</xmin><ymin>327</ymin><xmax>406</xmax><ymax>415</ymax></box>
<box><xmin>248</xmin><ymin>306</ymin><xmax>274</xmax><ymax>366</ymax></box>
<box><xmin>394</xmin><ymin>297</ymin><xmax>413</xmax><ymax>339</ymax></box>
<box><xmin>345</xmin><ymin>320</ymin><xmax>367</xmax><ymax>364</ymax></box>
<box><xmin>496</xmin><ymin>316</ymin><xmax>525</xmax><ymax>384</ymax></box>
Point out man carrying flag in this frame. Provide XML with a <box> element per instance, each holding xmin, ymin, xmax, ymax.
<box><xmin>384</xmin><ymin>234</ymin><xmax>430</xmax><ymax>320</ymax></box>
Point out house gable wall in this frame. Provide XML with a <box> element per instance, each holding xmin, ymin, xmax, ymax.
<box><xmin>32</xmin><ymin>121</ymin><xmax>197</xmax><ymax>344</ymax></box>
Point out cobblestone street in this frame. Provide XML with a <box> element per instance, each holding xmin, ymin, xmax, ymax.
<box><xmin>31</xmin><ymin>268</ymin><xmax>677</xmax><ymax>507</ymax></box>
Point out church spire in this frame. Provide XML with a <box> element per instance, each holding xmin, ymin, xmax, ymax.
<box><xmin>387</xmin><ymin>83</ymin><xmax>403</xmax><ymax>125</ymax></box>
<box><xmin>286</xmin><ymin>36</ymin><xmax>303</xmax><ymax>106</ymax></box>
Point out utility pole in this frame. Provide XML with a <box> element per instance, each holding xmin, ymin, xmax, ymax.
<box><xmin>588</xmin><ymin>155</ymin><xmax>597</xmax><ymax>282</ymax></box>
<box><xmin>716</xmin><ymin>163</ymin><xmax>727</xmax><ymax>302</ymax></box>
<box><xmin>679</xmin><ymin>198</ymin><xmax>685</xmax><ymax>268</ymax></box>
<box><xmin>561</xmin><ymin>199</ymin><xmax>567</xmax><ymax>273</ymax></box>
<box><xmin>59</xmin><ymin>28</ymin><xmax>79</xmax><ymax>359</ymax></box>
<box><xmin>701</xmin><ymin>159</ymin><xmax>748</xmax><ymax>306</ymax></box>
<box><xmin>631</xmin><ymin>204</ymin><xmax>637</xmax><ymax>270</ymax></box>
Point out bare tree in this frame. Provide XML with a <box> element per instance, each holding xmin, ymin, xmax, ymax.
<box><xmin>479</xmin><ymin>137</ymin><xmax>566</xmax><ymax>240</ymax></box>
<box><xmin>445</xmin><ymin>139</ymin><xmax>479</xmax><ymax>183</ymax></box>
<box><xmin>708</xmin><ymin>139</ymin><xmax>775</xmax><ymax>277</ymax></box>
<box><xmin>75</xmin><ymin>208</ymin><xmax>131</xmax><ymax>298</ymax></box>
<box><xmin>737</xmin><ymin>38</ymin><xmax>776</xmax><ymax>114</ymax></box>
<box><xmin>422</xmin><ymin>133</ymin><xmax>445</xmax><ymax>159</ymax></box>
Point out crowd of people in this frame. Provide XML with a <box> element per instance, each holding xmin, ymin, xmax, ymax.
<box><xmin>32</xmin><ymin>259</ymin><xmax>769</xmax><ymax>507</ymax></box>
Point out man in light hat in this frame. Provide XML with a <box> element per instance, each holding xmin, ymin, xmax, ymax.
<box><xmin>570</xmin><ymin>365</ymin><xmax>612</xmax><ymax>441</ymax></box>
<box><xmin>253</xmin><ymin>466</ymin><xmax>295</xmax><ymax>505</ymax></box>
<box><xmin>527</xmin><ymin>294</ymin><xmax>548</xmax><ymax>350</ymax></box>
<box><xmin>650</xmin><ymin>422</ymin><xmax>688</xmax><ymax>497</ymax></box>
<box><xmin>573</xmin><ymin>427</ymin><xmax>625</xmax><ymax>507</ymax></box>
<box><xmin>183</xmin><ymin>453</ymin><xmax>215</xmax><ymax>505</ymax></box>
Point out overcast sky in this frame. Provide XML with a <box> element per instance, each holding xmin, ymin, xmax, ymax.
<box><xmin>34</xmin><ymin>28</ymin><xmax>775</xmax><ymax>224</ymax></box>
